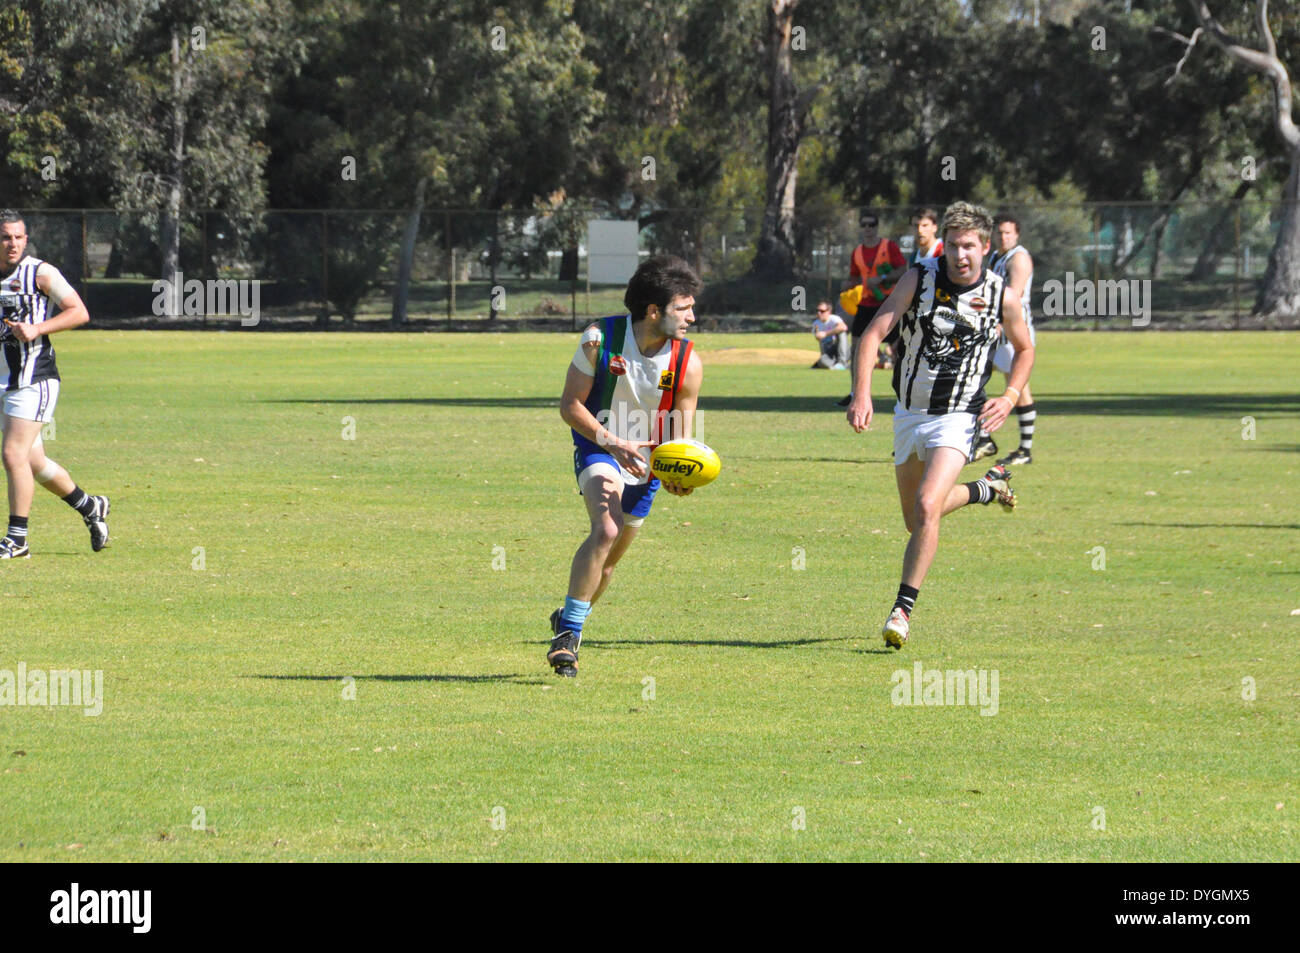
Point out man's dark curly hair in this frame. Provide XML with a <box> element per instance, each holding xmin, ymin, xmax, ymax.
<box><xmin>624</xmin><ymin>255</ymin><xmax>702</xmax><ymax>322</ymax></box>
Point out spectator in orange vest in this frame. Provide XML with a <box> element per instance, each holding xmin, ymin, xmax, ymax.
<box><xmin>838</xmin><ymin>211</ymin><xmax>904</xmax><ymax>407</ymax></box>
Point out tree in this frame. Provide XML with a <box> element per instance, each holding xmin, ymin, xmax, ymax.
<box><xmin>1184</xmin><ymin>0</ymin><xmax>1300</xmax><ymax>318</ymax></box>
<box><xmin>750</xmin><ymin>0</ymin><xmax>817</xmax><ymax>280</ymax></box>
<box><xmin>80</xmin><ymin>2</ymin><xmax>297</xmax><ymax>286</ymax></box>
<box><xmin>266</xmin><ymin>0</ymin><xmax>601</xmax><ymax>322</ymax></box>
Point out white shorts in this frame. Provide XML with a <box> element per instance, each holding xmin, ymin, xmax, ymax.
<box><xmin>893</xmin><ymin>405</ymin><xmax>977</xmax><ymax>465</ymax></box>
<box><xmin>3</xmin><ymin>379</ymin><xmax>59</xmax><ymax>423</ymax></box>
<box><xmin>992</xmin><ymin>320</ymin><xmax>1036</xmax><ymax>374</ymax></box>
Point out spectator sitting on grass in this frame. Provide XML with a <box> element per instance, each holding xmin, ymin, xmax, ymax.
<box><xmin>811</xmin><ymin>299</ymin><xmax>849</xmax><ymax>369</ymax></box>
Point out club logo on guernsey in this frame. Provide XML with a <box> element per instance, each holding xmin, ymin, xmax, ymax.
<box><xmin>658</xmin><ymin>369</ymin><xmax>675</xmax><ymax>391</ymax></box>
<box><xmin>608</xmin><ymin>355</ymin><xmax>628</xmax><ymax>376</ymax></box>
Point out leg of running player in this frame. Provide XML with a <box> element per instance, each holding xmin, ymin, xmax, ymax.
<box><xmin>550</xmin><ymin>474</ymin><xmax>625</xmax><ymax>671</ymax></box>
<box><xmin>894</xmin><ymin>453</ymin><xmax>924</xmax><ymax>534</ymax></box>
<box><xmin>25</xmin><ymin>436</ymin><xmax>108</xmax><ymax>549</ymax></box>
<box><xmin>895</xmin><ymin>451</ymin><xmax>980</xmax><ymax>536</ymax></box>
<box><xmin>901</xmin><ymin>447</ymin><xmax>980</xmax><ymax>587</ymax></box>
<box><xmin>568</xmin><ymin>476</ymin><xmax>625</xmax><ymax>602</ymax></box>
<box><xmin>885</xmin><ymin>446</ymin><xmax>998</xmax><ymax>644</ymax></box>
<box><xmin>28</xmin><ymin>438</ymin><xmax>74</xmax><ymax>496</ymax></box>
<box><xmin>590</xmin><ymin>524</ymin><xmax>639</xmax><ymax>606</ymax></box>
<box><xmin>1</xmin><ymin>415</ymin><xmax>42</xmax><ymax>553</ymax></box>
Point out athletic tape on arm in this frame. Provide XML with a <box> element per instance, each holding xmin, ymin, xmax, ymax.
<box><xmin>571</xmin><ymin>325</ymin><xmax>603</xmax><ymax>375</ymax></box>
<box><xmin>40</xmin><ymin>265</ymin><xmax>75</xmax><ymax>309</ymax></box>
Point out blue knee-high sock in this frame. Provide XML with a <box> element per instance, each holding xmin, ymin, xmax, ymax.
<box><xmin>560</xmin><ymin>597</ymin><xmax>592</xmax><ymax>642</ymax></box>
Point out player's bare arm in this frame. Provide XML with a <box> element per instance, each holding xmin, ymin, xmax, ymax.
<box><xmin>5</xmin><ymin>265</ymin><xmax>89</xmax><ymax>343</ymax></box>
<box><xmin>559</xmin><ymin>335</ymin><xmax>651</xmax><ymax>477</ymax></box>
<box><xmin>660</xmin><ymin>349</ymin><xmax>703</xmax><ymax>497</ymax></box>
<box><xmin>847</xmin><ymin>267</ymin><xmax>917</xmax><ymax>433</ymax></box>
<box><xmin>978</xmin><ymin>293</ymin><xmax>1034</xmax><ymax>434</ymax></box>
<box><xmin>1005</xmin><ymin>247</ymin><xmax>1033</xmax><ymax>300</ymax></box>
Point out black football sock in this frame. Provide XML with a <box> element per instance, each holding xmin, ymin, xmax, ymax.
<box><xmin>6</xmin><ymin>515</ymin><xmax>28</xmax><ymax>546</ymax></box>
<box><xmin>62</xmin><ymin>487</ymin><xmax>96</xmax><ymax>518</ymax></box>
<box><xmin>893</xmin><ymin>583</ymin><xmax>919</xmax><ymax>617</ymax></box>
<box><xmin>964</xmin><ymin>480</ymin><xmax>995</xmax><ymax>505</ymax></box>
<box><xmin>1016</xmin><ymin>402</ymin><xmax>1037</xmax><ymax>450</ymax></box>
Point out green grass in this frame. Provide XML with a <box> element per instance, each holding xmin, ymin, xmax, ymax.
<box><xmin>2</xmin><ymin>329</ymin><xmax>1297</xmax><ymax>861</ymax></box>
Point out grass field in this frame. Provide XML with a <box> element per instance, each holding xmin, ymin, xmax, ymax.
<box><xmin>2</xmin><ymin>329</ymin><xmax>1297</xmax><ymax>862</ymax></box>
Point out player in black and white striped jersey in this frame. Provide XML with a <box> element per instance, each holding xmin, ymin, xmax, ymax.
<box><xmin>0</xmin><ymin>210</ymin><xmax>109</xmax><ymax>559</ymax></box>
<box><xmin>971</xmin><ymin>214</ymin><xmax>1037</xmax><ymax>465</ymax></box>
<box><xmin>846</xmin><ymin>202</ymin><xmax>1034</xmax><ymax>648</ymax></box>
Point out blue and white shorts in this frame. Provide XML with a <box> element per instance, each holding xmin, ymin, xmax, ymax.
<box><xmin>3</xmin><ymin>379</ymin><xmax>59</xmax><ymax>423</ymax></box>
<box><xmin>573</xmin><ymin>439</ymin><xmax>659</xmax><ymax>527</ymax></box>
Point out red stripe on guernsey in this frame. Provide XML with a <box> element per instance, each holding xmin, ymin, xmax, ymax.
<box><xmin>673</xmin><ymin>340</ymin><xmax>693</xmax><ymax>405</ymax></box>
<box><xmin>653</xmin><ymin>339</ymin><xmax>682</xmax><ymax>445</ymax></box>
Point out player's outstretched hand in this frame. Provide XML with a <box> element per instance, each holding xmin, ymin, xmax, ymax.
<box><xmin>661</xmin><ymin>478</ymin><xmax>693</xmax><ymax>497</ymax></box>
<box><xmin>977</xmin><ymin>396</ymin><xmax>1013</xmax><ymax>433</ymax></box>
<box><xmin>611</xmin><ymin>440</ymin><xmax>654</xmax><ymax>478</ymax></box>
<box><xmin>847</xmin><ymin>394</ymin><xmax>873</xmax><ymax>433</ymax></box>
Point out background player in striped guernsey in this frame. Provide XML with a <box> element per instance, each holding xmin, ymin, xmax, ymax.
<box><xmin>971</xmin><ymin>213</ymin><xmax>1037</xmax><ymax>465</ymax></box>
<box><xmin>550</xmin><ymin>255</ymin><xmax>703</xmax><ymax>676</ymax></box>
<box><xmin>846</xmin><ymin>202</ymin><xmax>1034</xmax><ymax>648</ymax></box>
<box><xmin>0</xmin><ymin>210</ymin><xmax>109</xmax><ymax>559</ymax></box>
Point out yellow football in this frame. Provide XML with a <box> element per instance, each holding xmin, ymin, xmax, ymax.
<box><xmin>650</xmin><ymin>439</ymin><xmax>721</xmax><ymax>489</ymax></box>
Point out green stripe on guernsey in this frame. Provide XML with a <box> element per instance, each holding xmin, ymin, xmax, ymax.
<box><xmin>592</xmin><ymin>315</ymin><xmax>627</xmax><ymax>415</ymax></box>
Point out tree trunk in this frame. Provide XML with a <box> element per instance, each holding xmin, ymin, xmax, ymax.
<box><xmin>1255</xmin><ymin>149</ymin><xmax>1300</xmax><ymax>318</ymax></box>
<box><xmin>558</xmin><ymin>247</ymin><xmax>578</xmax><ymax>281</ymax></box>
<box><xmin>1188</xmin><ymin>180</ymin><xmax>1252</xmax><ymax>280</ymax></box>
<box><xmin>159</xmin><ymin>26</ymin><xmax>185</xmax><ymax>301</ymax></box>
<box><xmin>914</xmin><ymin>91</ymin><xmax>934</xmax><ymax>203</ymax></box>
<box><xmin>751</xmin><ymin>0</ymin><xmax>801</xmax><ymax>282</ymax></box>
<box><xmin>392</xmin><ymin>177</ymin><xmax>426</xmax><ymax>325</ymax></box>
<box><xmin>1149</xmin><ymin>217</ymin><xmax>1167</xmax><ymax>279</ymax></box>
<box><xmin>1186</xmin><ymin>1</ymin><xmax>1300</xmax><ymax>316</ymax></box>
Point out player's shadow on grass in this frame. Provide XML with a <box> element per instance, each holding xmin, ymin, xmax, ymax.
<box><xmin>750</xmin><ymin>455</ymin><xmax>893</xmax><ymax>465</ymax></box>
<box><xmin>264</xmin><ymin>392</ymin><xmax>1300</xmax><ymax>418</ymax></box>
<box><xmin>263</xmin><ymin>397</ymin><xmax>556</xmax><ymax>408</ymax></box>
<box><xmin>575</xmin><ymin>636</ymin><xmax>851</xmax><ymax>650</ymax></box>
<box><xmin>248</xmin><ymin>673</ymin><xmax>547</xmax><ymax>686</ymax></box>
<box><xmin>1127</xmin><ymin>522</ymin><xmax>1300</xmax><ymax>530</ymax></box>
<box><xmin>264</xmin><ymin>395</ymin><xmax>873</xmax><ymax>413</ymax></box>
<box><xmin>1036</xmin><ymin>392</ymin><xmax>1300</xmax><ymax>416</ymax></box>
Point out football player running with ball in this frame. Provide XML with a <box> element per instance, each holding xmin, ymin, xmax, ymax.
<box><xmin>548</xmin><ymin>255</ymin><xmax>704</xmax><ymax>676</ymax></box>
<box><xmin>847</xmin><ymin>202</ymin><xmax>1033</xmax><ymax>648</ymax></box>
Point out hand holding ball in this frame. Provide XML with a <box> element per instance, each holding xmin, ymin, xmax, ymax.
<box><xmin>649</xmin><ymin>439</ymin><xmax>721</xmax><ymax>489</ymax></box>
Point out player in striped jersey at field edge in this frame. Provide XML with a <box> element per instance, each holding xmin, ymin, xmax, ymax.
<box><xmin>0</xmin><ymin>211</ymin><xmax>109</xmax><ymax>559</ymax></box>
<box><xmin>548</xmin><ymin>255</ymin><xmax>704</xmax><ymax>676</ymax></box>
<box><xmin>847</xmin><ymin>202</ymin><xmax>1034</xmax><ymax>648</ymax></box>
<box><xmin>971</xmin><ymin>213</ymin><xmax>1037</xmax><ymax>465</ymax></box>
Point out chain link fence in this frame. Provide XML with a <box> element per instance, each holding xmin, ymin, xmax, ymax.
<box><xmin>12</xmin><ymin>201</ymin><xmax>1290</xmax><ymax>330</ymax></box>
